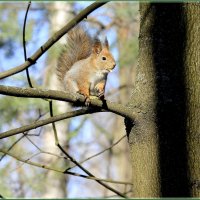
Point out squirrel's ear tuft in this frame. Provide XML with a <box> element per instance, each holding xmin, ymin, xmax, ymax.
<box><xmin>105</xmin><ymin>37</ymin><xmax>109</xmax><ymax>49</ymax></box>
<box><xmin>92</xmin><ymin>38</ymin><xmax>102</xmax><ymax>54</ymax></box>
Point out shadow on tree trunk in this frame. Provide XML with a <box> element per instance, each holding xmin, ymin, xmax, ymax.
<box><xmin>151</xmin><ymin>4</ymin><xmax>190</xmax><ymax>197</ymax></box>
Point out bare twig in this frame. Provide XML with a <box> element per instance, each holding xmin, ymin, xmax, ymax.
<box><xmin>65</xmin><ymin>171</ymin><xmax>132</xmax><ymax>185</ymax></box>
<box><xmin>23</xmin><ymin>1</ymin><xmax>33</xmax><ymax>88</ymax></box>
<box><xmin>0</xmin><ymin>108</ymin><xmax>98</xmax><ymax>139</ymax></box>
<box><xmin>0</xmin><ymin>1</ymin><xmax>108</xmax><ymax>79</ymax></box>
<box><xmin>58</xmin><ymin>144</ymin><xmax>127</xmax><ymax>198</ymax></box>
<box><xmin>78</xmin><ymin>135</ymin><xmax>126</xmax><ymax>167</ymax></box>
<box><xmin>49</xmin><ymin>99</ymin><xmax>128</xmax><ymax>197</ymax></box>
<box><xmin>0</xmin><ymin>149</ymin><xmax>63</xmax><ymax>173</ymax></box>
<box><xmin>65</xmin><ymin>134</ymin><xmax>126</xmax><ymax>171</ymax></box>
<box><xmin>0</xmin><ymin>149</ymin><xmax>131</xmax><ymax>186</ymax></box>
<box><xmin>49</xmin><ymin>101</ymin><xmax>59</xmax><ymax>145</ymax></box>
<box><xmin>0</xmin><ymin>134</ymin><xmax>25</xmax><ymax>161</ymax></box>
<box><xmin>0</xmin><ymin>114</ymin><xmax>45</xmax><ymax>161</ymax></box>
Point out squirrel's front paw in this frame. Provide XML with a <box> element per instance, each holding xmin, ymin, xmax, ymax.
<box><xmin>97</xmin><ymin>92</ymin><xmax>105</xmax><ymax>100</ymax></box>
<box><xmin>85</xmin><ymin>97</ymin><xmax>91</xmax><ymax>106</ymax></box>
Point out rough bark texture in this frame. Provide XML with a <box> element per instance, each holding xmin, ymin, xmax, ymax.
<box><xmin>127</xmin><ymin>4</ymin><xmax>161</xmax><ymax>197</ymax></box>
<box><xmin>184</xmin><ymin>4</ymin><xmax>200</xmax><ymax>197</ymax></box>
<box><xmin>127</xmin><ymin>3</ymin><xmax>200</xmax><ymax>197</ymax></box>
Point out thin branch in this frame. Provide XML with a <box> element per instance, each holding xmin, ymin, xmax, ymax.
<box><xmin>0</xmin><ymin>149</ymin><xmax>63</xmax><ymax>173</ymax></box>
<box><xmin>0</xmin><ymin>85</ymin><xmax>135</xmax><ymax>119</ymax></box>
<box><xmin>77</xmin><ymin>135</ymin><xmax>126</xmax><ymax>167</ymax></box>
<box><xmin>0</xmin><ymin>149</ymin><xmax>131</xmax><ymax>186</ymax></box>
<box><xmin>0</xmin><ymin>114</ymin><xmax>45</xmax><ymax>161</ymax></box>
<box><xmin>58</xmin><ymin>144</ymin><xmax>127</xmax><ymax>198</ymax></box>
<box><xmin>65</xmin><ymin>135</ymin><xmax>126</xmax><ymax>171</ymax></box>
<box><xmin>11</xmin><ymin>152</ymin><xmax>41</xmax><ymax>172</ymax></box>
<box><xmin>0</xmin><ymin>134</ymin><xmax>25</xmax><ymax>161</ymax></box>
<box><xmin>49</xmin><ymin>101</ymin><xmax>59</xmax><ymax>145</ymax></box>
<box><xmin>23</xmin><ymin>132</ymin><xmax>42</xmax><ymax>151</ymax></box>
<box><xmin>47</xmin><ymin>103</ymin><xmax>128</xmax><ymax>196</ymax></box>
<box><xmin>0</xmin><ymin>85</ymin><xmax>135</xmax><ymax>139</ymax></box>
<box><xmin>0</xmin><ymin>1</ymin><xmax>108</xmax><ymax>79</ymax></box>
<box><xmin>11</xmin><ymin>150</ymin><xmax>69</xmax><ymax>172</ymax></box>
<box><xmin>65</xmin><ymin>171</ymin><xmax>132</xmax><ymax>185</ymax></box>
<box><xmin>0</xmin><ymin>108</ymin><xmax>98</xmax><ymax>139</ymax></box>
<box><xmin>23</xmin><ymin>1</ymin><xmax>33</xmax><ymax>88</ymax></box>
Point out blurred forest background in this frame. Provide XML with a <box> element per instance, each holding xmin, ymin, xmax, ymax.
<box><xmin>0</xmin><ymin>2</ymin><xmax>139</xmax><ymax>198</ymax></box>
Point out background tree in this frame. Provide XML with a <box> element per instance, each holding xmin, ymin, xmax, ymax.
<box><xmin>41</xmin><ymin>2</ymin><xmax>73</xmax><ymax>197</ymax></box>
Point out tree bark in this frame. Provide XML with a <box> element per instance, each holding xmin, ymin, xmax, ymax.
<box><xmin>126</xmin><ymin>3</ymin><xmax>161</xmax><ymax>197</ymax></box>
<box><xmin>184</xmin><ymin>4</ymin><xmax>200</xmax><ymax>197</ymax></box>
<box><xmin>127</xmin><ymin>3</ymin><xmax>200</xmax><ymax>197</ymax></box>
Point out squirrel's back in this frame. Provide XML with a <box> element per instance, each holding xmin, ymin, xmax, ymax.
<box><xmin>57</xmin><ymin>25</ymin><xmax>93</xmax><ymax>83</ymax></box>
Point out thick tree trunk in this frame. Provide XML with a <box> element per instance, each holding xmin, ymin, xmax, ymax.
<box><xmin>126</xmin><ymin>4</ymin><xmax>161</xmax><ymax>197</ymax></box>
<box><xmin>184</xmin><ymin>4</ymin><xmax>200</xmax><ymax>197</ymax></box>
<box><xmin>127</xmin><ymin>3</ymin><xmax>200</xmax><ymax>197</ymax></box>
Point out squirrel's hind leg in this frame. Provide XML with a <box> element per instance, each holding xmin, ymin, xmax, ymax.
<box><xmin>65</xmin><ymin>78</ymin><xmax>90</xmax><ymax>106</ymax></box>
<box><xmin>77</xmin><ymin>84</ymin><xmax>91</xmax><ymax>106</ymax></box>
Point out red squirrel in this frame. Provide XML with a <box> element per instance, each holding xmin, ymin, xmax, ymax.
<box><xmin>57</xmin><ymin>25</ymin><xmax>116</xmax><ymax>105</ymax></box>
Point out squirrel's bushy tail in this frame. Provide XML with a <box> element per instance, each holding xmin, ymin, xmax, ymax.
<box><xmin>57</xmin><ymin>25</ymin><xmax>92</xmax><ymax>83</ymax></box>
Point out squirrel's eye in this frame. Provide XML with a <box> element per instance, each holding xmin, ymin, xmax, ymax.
<box><xmin>102</xmin><ymin>56</ymin><xmax>106</xmax><ymax>61</ymax></box>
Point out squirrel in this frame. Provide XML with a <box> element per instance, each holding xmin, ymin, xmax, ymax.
<box><xmin>56</xmin><ymin>25</ymin><xmax>116</xmax><ymax>105</ymax></box>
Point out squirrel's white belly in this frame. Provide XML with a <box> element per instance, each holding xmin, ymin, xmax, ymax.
<box><xmin>90</xmin><ymin>70</ymin><xmax>108</xmax><ymax>90</ymax></box>
<box><xmin>91</xmin><ymin>70</ymin><xmax>107</xmax><ymax>82</ymax></box>
<box><xmin>64</xmin><ymin>60</ymin><xmax>108</xmax><ymax>95</ymax></box>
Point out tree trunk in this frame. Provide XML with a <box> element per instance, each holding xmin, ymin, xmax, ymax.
<box><xmin>126</xmin><ymin>3</ymin><xmax>161</xmax><ymax>197</ymax></box>
<box><xmin>127</xmin><ymin>3</ymin><xmax>200</xmax><ymax>197</ymax></box>
<box><xmin>184</xmin><ymin>4</ymin><xmax>200</xmax><ymax>197</ymax></box>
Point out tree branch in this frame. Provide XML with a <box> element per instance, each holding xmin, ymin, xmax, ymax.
<box><xmin>23</xmin><ymin>1</ymin><xmax>33</xmax><ymax>88</ymax></box>
<box><xmin>58</xmin><ymin>144</ymin><xmax>127</xmax><ymax>198</ymax></box>
<box><xmin>0</xmin><ymin>1</ymin><xmax>107</xmax><ymax>79</ymax></box>
<box><xmin>0</xmin><ymin>108</ymin><xmax>97</xmax><ymax>139</ymax></box>
<box><xmin>0</xmin><ymin>85</ymin><xmax>135</xmax><ymax>119</ymax></box>
<box><xmin>0</xmin><ymin>149</ymin><xmax>131</xmax><ymax>186</ymax></box>
<box><xmin>76</xmin><ymin>135</ymin><xmax>126</xmax><ymax>168</ymax></box>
